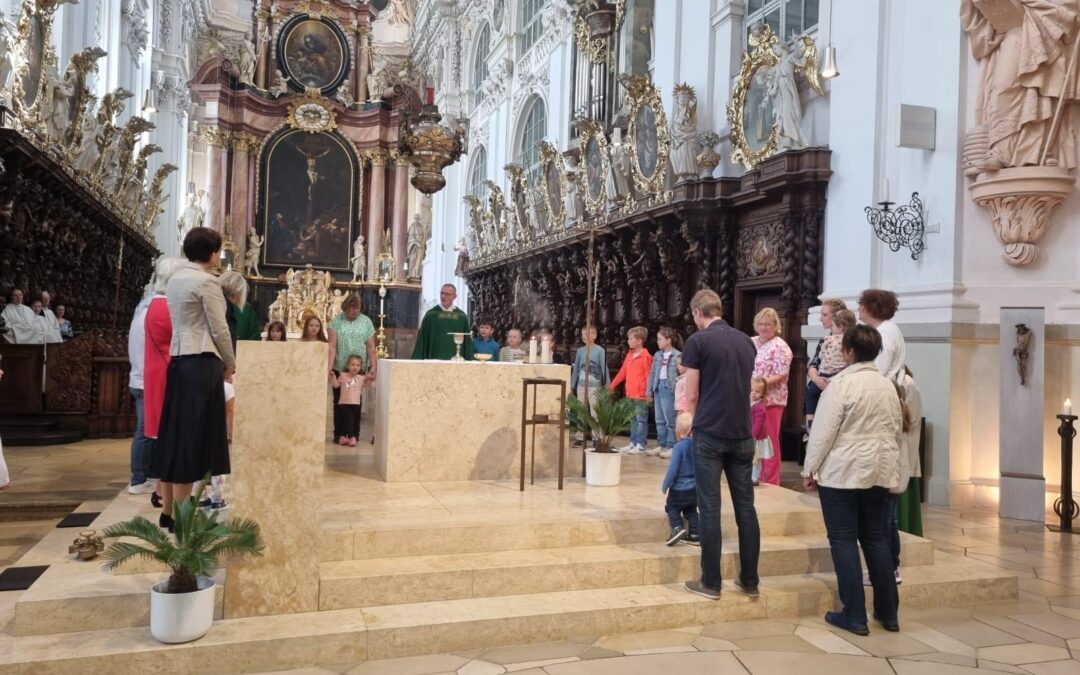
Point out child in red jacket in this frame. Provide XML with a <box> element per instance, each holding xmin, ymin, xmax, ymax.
<box><xmin>610</xmin><ymin>326</ymin><xmax>653</xmax><ymax>454</ymax></box>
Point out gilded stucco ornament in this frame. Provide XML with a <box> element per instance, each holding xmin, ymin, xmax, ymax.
<box><xmin>287</xmin><ymin>92</ymin><xmax>338</xmax><ymax>133</ymax></box>
<box><xmin>538</xmin><ymin>140</ymin><xmax>567</xmax><ymax>232</ymax></box>
<box><xmin>622</xmin><ymin>74</ymin><xmax>672</xmax><ymax>205</ymax></box>
<box><xmin>576</xmin><ymin>116</ymin><xmax>611</xmax><ymax>222</ymax></box>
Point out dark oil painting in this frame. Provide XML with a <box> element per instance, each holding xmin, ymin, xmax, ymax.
<box><xmin>281</xmin><ymin>18</ymin><xmax>347</xmax><ymax>91</ymax></box>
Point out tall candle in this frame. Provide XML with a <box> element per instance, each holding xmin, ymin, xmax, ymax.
<box><xmin>528</xmin><ymin>337</ymin><xmax>538</xmax><ymax>364</ymax></box>
<box><xmin>541</xmin><ymin>337</ymin><xmax>552</xmax><ymax>364</ymax></box>
<box><xmin>1066</xmin><ymin>398</ymin><xmax>1073</xmax><ymax>415</ymax></box>
<box><xmin>882</xmin><ymin>178</ymin><xmax>890</xmax><ymax>203</ymax></box>
<box><xmin>426</xmin><ymin>87</ymin><xmax>434</xmax><ymax>105</ymax></box>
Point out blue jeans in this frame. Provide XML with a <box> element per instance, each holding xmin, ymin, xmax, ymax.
<box><xmin>693</xmin><ymin>430</ymin><xmax>760</xmax><ymax>589</ymax></box>
<box><xmin>884</xmin><ymin>491</ymin><xmax>901</xmax><ymax>571</ymax></box>
<box><xmin>630</xmin><ymin>399</ymin><xmax>648</xmax><ymax>447</ymax></box>
<box><xmin>818</xmin><ymin>485</ymin><xmax>899</xmax><ymax>628</ymax></box>
<box><xmin>665</xmin><ymin>487</ymin><xmax>699</xmax><ymax>534</ymax></box>
<box><xmin>128</xmin><ymin>387</ymin><xmax>153</xmax><ymax>485</ymax></box>
<box><xmin>653</xmin><ymin>388</ymin><xmax>676</xmax><ymax>449</ymax></box>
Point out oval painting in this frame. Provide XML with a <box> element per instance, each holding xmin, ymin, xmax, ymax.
<box><xmin>280</xmin><ymin>17</ymin><xmax>348</xmax><ymax>92</ymax></box>
<box><xmin>585</xmin><ymin>136</ymin><xmax>604</xmax><ymax>201</ymax></box>
<box><xmin>545</xmin><ymin>160</ymin><xmax>561</xmax><ymax>218</ymax></box>
<box><xmin>22</xmin><ymin>16</ymin><xmax>43</xmax><ymax>107</ymax></box>
<box><xmin>634</xmin><ymin>104</ymin><xmax>658</xmax><ymax>179</ymax></box>
<box><xmin>744</xmin><ymin>66</ymin><xmax>775</xmax><ymax>152</ymax></box>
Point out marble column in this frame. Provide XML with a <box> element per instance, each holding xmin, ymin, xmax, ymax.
<box><xmin>392</xmin><ymin>155</ymin><xmax>410</xmax><ymax>281</ymax></box>
<box><xmin>231</xmin><ymin>135</ymin><xmax>253</xmax><ymax>261</ymax></box>
<box><xmin>254</xmin><ymin>1</ymin><xmax>271</xmax><ymax>90</ymax></box>
<box><xmin>357</xmin><ymin>28</ymin><xmax>371</xmax><ymax>103</ymax></box>
<box><xmin>367</xmin><ymin>149</ymin><xmax>388</xmax><ymax>279</ymax></box>
<box><xmin>999</xmin><ymin>308</ymin><xmax>1046</xmax><ymax>522</ymax></box>
<box><xmin>224</xmin><ymin>341</ymin><xmax>327</xmax><ymax>617</ymax></box>
<box><xmin>203</xmin><ymin>130</ymin><xmax>228</xmax><ymax>232</ymax></box>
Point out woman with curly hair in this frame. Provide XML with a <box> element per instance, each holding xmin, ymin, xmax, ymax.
<box><xmin>857</xmin><ymin>289</ymin><xmax>905</xmax><ymax>382</ymax></box>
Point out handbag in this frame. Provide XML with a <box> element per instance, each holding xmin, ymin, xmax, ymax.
<box><xmin>754</xmin><ymin>436</ymin><xmax>774</xmax><ymax>461</ymax></box>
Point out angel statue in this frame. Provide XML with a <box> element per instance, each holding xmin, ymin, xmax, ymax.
<box><xmin>350</xmin><ymin>234</ymin><xmax>366</xmax><ymax>282</ymax></box>
<box><xmin>763</xmin><ymin>36</ymin><xmax>823</xmax><ymax>152</ymax></box>
<box><xmin>670</xmin><ymin>83</ymin><xmax>700</xmax><ymax>181</ymax></box>
<box><xmin>0</xmin><ymin>11</ymin><xmax>17</xmax><ymax>99</ymax></box>
<box><xmin>244</xmin><ymin>229</ymin><xmax>264</xmax><ymax>277</ymax></box>
<box><xmin>46</xmin><ymin>63</ymin><xmax>76</xmax><ymax>142</ymax></box>
<box><xmin>268</xmin><ymin>69</ymin><xmax>289</xmax><ymax>98</ymax></box>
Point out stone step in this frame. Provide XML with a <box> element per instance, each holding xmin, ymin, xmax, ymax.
<box><xmin>320</xmin><ymin>509</ymin><xmax>828</xmax><ymax>561</ymax></box>
<box><xmin>318</xmin><ymin>534</ymin><xmax>936</xmax><ymax>610</ymax></box>
<box><xmin>0</xmin><ymin>554</ymin><xmax>1017</xmax><ymax>675</ymax></box>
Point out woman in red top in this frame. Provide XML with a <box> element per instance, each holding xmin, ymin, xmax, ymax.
<box><xmin>142</xmin><ymin>258</ymin><xmax>183</xmax><ymax>504</ymax></box>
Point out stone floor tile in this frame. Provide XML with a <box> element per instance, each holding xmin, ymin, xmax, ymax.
<box><xmin>977</xmin><ymin>644</ymin><xmax>1073</xmax><ymax>665</ymax></box>
<box><xmin>906</xmin><ymin>617</ymin><xmax>1021</xmax><ymax>649</ymax></box>
<box><xmin>735</xmin><ymin>634</ymin><xmax>822</xmax><ymax>653</ymax></box>
<box><xmin>892</xmin><ymin>652</ymin><xmax>979</xmax><ymax>667</ymax></box>
<box><xmin>699</xmin><ymin>619</ymin><xmax>795</xmax><ymax>640</ymax></box>
<box><xmin>1051</xmin><ymin>596</ymin><xmax>1080</xmax><ymax>609</ymax></box>
<box><xmin>1020</xmin><ymin>579</ymin><xmax>1077</xmax><ymax>599</ymax></box>
<box><xmin>478</xmin><ymin>641</ymin><xmax>589</xmax><ymax>665</ymax></box>
<box><xmin>732</xmin><ymin>651</ymin><xmax>893</xmax><ymax>675</ymax></box>
<box><xmin>621</xmin><ymin>645</ymin><xmax>698</xmax><ymax>655</ymax></box>
<box><xmin>974</xmin><ymin>612</ymin><xmax>1069</xmax><ymax>647</ymax></box>
<box><xmin>691</xmin><ymin>636</ymin><xmax>739</xmax><ymax>651</ymax></box>
<box><xmin>1019</xmin><ymin>660</ymin><xmax>1080</xmax><ymax>675</ymax></box>
<box><xmin>899</xmin><ymin>621</ymin><xmax>977</xmax><ymax>657</ymax></box>
<box><xmin>456</xmin><ymin>660</ymin><xmax>505</xmax><ymax>675</ymax></box>
<box><xmin>577</xmin><ymin>646</ymin><xmax>623</xmax><ymax>660</ymax></box>
<box><xmin>502</xmin><ymin>657</ymin><xmax>578</xmax><ymax>672</ymax></box>
<box><xmin>978</xmin><ymin>661</ymin><xmax>1031</xmax><ymax>673</ymax></box>
<box><xmin>794</xmin><ymin>624</ymin><xmax>870</xmax><ymax>656</ymax></box>
<box><xmin>1010</xmin><ymin>613</ymin><xmax>1080</xmax><ymax>639</ymax></box>
<box><xmin>973</xmin><ymin>599</ymin><xmax>1052</xmax><ymax>616</ymax></box>
<box><xmin>345</xmin><ymin>654</ymin><xmax>471</xmax><ymax>675</ymax></box>
<box><xmin>249</xmin><ymin>669</ymin><xmax>341</xmax><ymax>675</ymax></box>
<box><xmin>889</xmin><ymin>659</ymin><xmax>991</xmax><ymax>674</ymax></box>
<box><xmin>832</xmin><ymin>631</ymin><xmax>935</xmax><ymax>658</ymax></box>
<box><xmin>1049</xmin><ymin>606</ymin><xmax>1080</xmax><ymax>622</ymax></box>
<box><xmin>544</xmin><ymin>651</ymin><xmax>747</xmax><ymax>675</ymax></box>
<box><xmin>595</xmin><ymin>629</ymin><xmax>698</xmax><ymax>652</ymax></box>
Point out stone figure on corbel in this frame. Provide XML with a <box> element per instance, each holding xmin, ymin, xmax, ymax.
<box><xmin>606</xmin><ymin>127</ymin><xmax>633</xmax><ymax>207</ymax></box>
<box><xmin>269</xmin><ymin>69</ymin><xmax>289</xmax><ymax>98</ymax></box>
<box><xmin>454</xmin><ymin>237</ymin><xmax>470</xmax><ymax>276</ymax></box>
<box><xmin>0</xmin><ymin>11</ymin><xmax>18</xmax><ymax>102</ymax></box>
<box><xmin>670</xmin><ymin>83</ymin><xmax>700</xmax><ymax>182</ymax></box>
<box><xmin>44</xmin><ymin>60</ymin><xmax>74</xmax><ymax>144</ymax></box>
<box><xmin>336</xmin><ymin>81</ymin><xmax>355</xmax><ymax>108</ymax></box>
<box><xmin>463</xmin><ymin>194</ymin><xmax>486</xmax><ymax>255</ymax></box>
<box><xmin>961</xmin><ymin>0</ymin><xmax>1080</xmax><ymax>266</ymax></box>
<box><xmin>244</xmin><ymin>229</ymin><xmax>264</xmax><ymax>277</ymax></box>
<box><xmin>763</xmin><ymin>36</ymin><xmax>822</xmax><ymax>152</ymax></box>
<box><xmin>74</xmin><ymin>94</ymin><xmax>100</xmax><ymax>174</ymax></box>
<box><xmin>237</xmin><ymin>36</ymin><xmax>257</xmax><ymax>84</ymax></box>
<box><xmin>484</xmin><ymin>179</ymin><xmax>508</xmax><ymax>245</ymax></box>
<box><xmin>564</xmin><ymin>155</ymin><xmax>583</xmax><ymax>224</ymax></box>
<box><xmin>406</xmin><ymin>213</ymin><xmax>428</xmax><ymax>280</ymax></box>
<box><xmin>350</xmin><ymin>235</ymin><xmax>366</xmax><ymax>282</ymax></box>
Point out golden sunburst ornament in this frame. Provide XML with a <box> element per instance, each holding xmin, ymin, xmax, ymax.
<box><xmin>287</xmin><ymin>92</ymin><xmax>338</xmax><ymax>133</ymax></box>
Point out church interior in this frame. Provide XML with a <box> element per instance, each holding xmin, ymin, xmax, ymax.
<box><xmin>1</xmin><ymin>0</ymin><xmax>1080</xmax><ymax>673</ymax></box>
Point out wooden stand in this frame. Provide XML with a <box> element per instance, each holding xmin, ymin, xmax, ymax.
<box><xmin>520</xmin><ymin>377</ymin><xmax>568</xmax><ymax>491</ymax></box>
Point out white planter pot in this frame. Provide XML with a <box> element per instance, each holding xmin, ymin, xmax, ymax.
<box><xmin>150</xmin><ymin>576</ymin><xmax>216</xmax><ymax>644</ymax></box>
<box><xmin>585</xmin><ymin>450</ymin><xmax>622</xmax><ymax>486</ymax></box>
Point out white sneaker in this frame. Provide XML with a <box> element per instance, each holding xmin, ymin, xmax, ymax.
<box><xmin>127</xmin><ymin>481</ymin><xmax>156</xmax><ymax>495</ymax></box>
<box><xmin>625</xmin><ymin>445</ymin><xmax>646</xmax><ymax>455</ymax></box>
<box><xmin>659</xmin><ymin>448</ymin><xmax>673</xmax><ymax>459</ymax></box>
<box><xmin>615</xmin><ymin>444</ymin><xmax>635</xmax><ymax>453</ymax></box>
<box><xmin>895</xmin><ymin>570</ymin><xmax>902</xmax><ymax>585</ymax></box>
<box><xmin>645</xmin><ymin>446</ymin><xmax>661</xmax><ymax>457</ymax></box>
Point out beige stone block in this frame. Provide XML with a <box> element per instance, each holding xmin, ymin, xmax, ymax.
<box><xmin>976</xmin><ymin>643</ymin><xmax>1073</xmax><ymax>665</ymax></box>
<box><xmin>733</xmin><ymin>651</ymin><xmax>894</xmax><ymax>675</ymax></box>
<box><xmin>375</xmin><ymin>361</ymin><xmax>571</xmax><ymax>482</ymax></box>
<box><xmin>225</xmin><ymin>341</ymin><xmax>329</xmax><ymax>618</ymax></box>
<box><xmin>321</xmin><ymin>569</ymin><xmax>474</xmax><ymax>609</ymax></box>
<box><xmin>472</xmin><ymin>558</ymin><xmax>644</xmax><ymax>597</ymax></box>
<box><xmin>543</xmin><ymin>651</ymin><xmax>746</xmax><ymax>675</ymax></box>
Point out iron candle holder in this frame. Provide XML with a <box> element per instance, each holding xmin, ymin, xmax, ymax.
<box><xmin>1049</xmin><ymin>414</ymin><xmax>1079</xmax><ymax>534</ymax></box>
<box><xmin>865</xmin><ymin>191</ymin><xmax>925</xmax><ymax>261</ymax></box>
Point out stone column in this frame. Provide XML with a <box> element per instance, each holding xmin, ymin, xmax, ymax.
<box><xmin>367</xmin><ymin>149</ymin><xmax>388</xmax><ymax>279</ymax></box>
<box><xmin>392</xmin><ymin>154</ymin><xmax>410</xmax><ymax>281</ymax></box>
<box><xmin>357</xmin><ymin>27</ymin><xmax>371</xmax><ymax>103</ymax></box>
<box><xmin>231</xmin><ymin>134</ymin><xmax>254</xmax><ymax>261</ymax></box>
<box><xmin>255</xmin><ymin>1</ymin><xmax>272</xmax><ymax>90</ymax></box>
<box><xmin>203</xmin><ymin>128</ymin><xmax>229</xmax><ymax>232</ymax></box>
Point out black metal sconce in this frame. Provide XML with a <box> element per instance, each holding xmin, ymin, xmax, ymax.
<box><xmin>864</xmin><ymin>192</ymin><xmax>925</xmax><ymax>260</ymax></box>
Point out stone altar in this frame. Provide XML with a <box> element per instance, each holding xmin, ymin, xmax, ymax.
<box><xmin>375</xmin><ymin>360</ymin><xmax>572</xmax><ymax>482</ymax></box>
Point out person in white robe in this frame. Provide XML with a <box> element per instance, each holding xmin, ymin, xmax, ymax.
<box><xmin>38</xmin><ymin>291</ymin><xmax>62</xmax><ymax>343</ymax></box>
<box><xmin>1</xmin><ymin>288</ymin><xmax>41</xmax><ymax>344</ymax></box>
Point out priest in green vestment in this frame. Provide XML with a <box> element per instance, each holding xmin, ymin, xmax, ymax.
<box><xmin>412</xmin><ymin>283</ymin><xmax>474</xmax><ymax>360</ymax></box>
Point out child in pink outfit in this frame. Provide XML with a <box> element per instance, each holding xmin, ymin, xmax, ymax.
<box><xmin>334</xmin><ymin>355</ymin><xmax>365</xmax><ymax>446</ymax></box>
<box><xmin>674</xmin><ymin>354</ymin><xmax>688</xmax><ymax>413</ymax></box>
<box><xmin>750</xmin><ymin>377</ymin><xmax>770</xmax><ymax>486</ymax></box>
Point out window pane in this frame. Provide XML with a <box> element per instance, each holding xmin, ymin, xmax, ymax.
<box><xmin>470</xmin><ymin>147</ymin><xmax>488</xmax><ymax>200</ymax></box>
<box><xmin>804</xmin><ymin>0</ymin><xmax>819</xmax><ymax>32</ymax></box>
<box><xmin>785</xmin><ymin>0</ymin><xmax>802</xmax><ymax>37</ymax></box>
<box><xmin>748</xmin><ymin>0</ymin><xmax>765</xmax><ymax>13</ymax></box>
<box><xmin>520</xmin><ymin>0</ymin><xmax>547</xmax><ymax>55</ymax></box>
<box><xmin>473</xmin><ymin>26</ymin><xmax>490</xmax><ymax>106</ymax></box>
<box><xmin>519</xmin><ymin>98</ymin><xmax>547</xmax><ymax>186</ymax></box>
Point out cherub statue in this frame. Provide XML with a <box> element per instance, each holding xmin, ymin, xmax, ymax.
<box><xmin>244</xmin><ymin>229</ymin><xmax>264</xmax><ymax>277</ymax></box>
<box><xmin>336</xmin><ymin>81</ymin><xmax>355</xmax><ymax>108</ymax></box>
<box><xmin>268</xmin><ymin>69</ymin><xmax>289</xmax><ymax>97</ymax></box>
<box><xmin>350</xmin><ymin>234</ymin><xmax>366</xmax><ymax>282</ymax></box>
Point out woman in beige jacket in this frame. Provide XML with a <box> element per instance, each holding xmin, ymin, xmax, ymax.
<box><xmin>802</xmin><ymin>325</ymin><xmax>903</xmax><ymax>636</ymax></box>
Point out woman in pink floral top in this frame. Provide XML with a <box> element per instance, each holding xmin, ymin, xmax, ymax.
<box><xmin>751</xmin><ymin>307</ymin><xmax>792</xmax><ymax>485</ymax></box>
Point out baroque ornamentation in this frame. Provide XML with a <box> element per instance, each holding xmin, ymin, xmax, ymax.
<box><xmin>622</xmin><ymin>74</ymin><xmax>672</xmax><ymax>205</ymax></box>
<box><xmin>121</xmin><ymin>0</ymin><xmax>150</xmax><ymax>60</ymax></box>
<box><xmin>537</xmin><ymin>140</ymin><xmax>567</xmax><ymax>232</ymax></box>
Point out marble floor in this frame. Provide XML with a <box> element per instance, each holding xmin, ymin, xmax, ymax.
<box><xmin>1</xmin><ymin>433</ymin><xmax>1079</xmax><ymax>674</ymax></box>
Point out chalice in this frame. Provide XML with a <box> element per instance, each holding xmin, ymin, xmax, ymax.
<box><xmin>448</xmin><ymin>332</ymin><xmax>468</xmax><ymax>362</ymax></box>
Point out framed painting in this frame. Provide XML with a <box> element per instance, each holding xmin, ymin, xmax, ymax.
<box><xmin>259</xmin><ymin>129</ymin><xmax>358</xmax><ymax>270</ymax></box>
<box><xmin>624</xmin><ymin>74</ymin><xmax>670</xmax><ymax>203</ymax></box>
<box><xmin>277</xmin><ymin>15</ymin><xmax>350</xmax><ymax>95</ymax></box>
<box><xmin>576</xmin><ymin>116</ymin><xmax>609</xmax><ymax>220</ymax></box>
<box><xmin>538</xmin><ymin>140</ymin><xmax>566</xmax><ymax>231</ymax></box>
<box><xmin>21</xmin><ymin>15</ymin><xmax>44</xmax><ymax>107</ymax></box>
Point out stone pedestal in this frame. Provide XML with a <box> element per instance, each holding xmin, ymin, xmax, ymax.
<box><xmin>375</xmin><ymin>360</ymin><xmax>572</xmax><ymax>482</ymax></box>
<box><xmin>999</xmin><ymin>307</ymin><xmax>1045</xmax><ymax>522</ymax></box>
<box><xmin>224</xmin><ymin>341</ymin><xmax>329</xmax><ymax>617</ymax></box>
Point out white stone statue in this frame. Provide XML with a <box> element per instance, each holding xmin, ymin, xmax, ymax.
<box><xmin>244</xmin><ymin>229</ymin><xmax>263</xmax><ymax>277</ymax></box>
<box><xmin>237</xmin><ymin>38</ymin><xmax>257</xmax><ymax>84</ymax></box>
<box><xmin>269</xmin><ymin>69</ymin><xmax>289</xmax><ymax>97</ymax></box>
<box><xmin>764</xmin><ymin>38</ymin><xmax>810</xmax><ymax>151</ymax></box>
<box><xmin>336</xmin><ymin>81</ymin><xmax>355</xmax><ymax>108</ymax></box>
<box><xmin>366</xmin><ymin>65</ymin><xmax>386</xmax><ymax>102</ymax></box>
<box><xmin>564</xmin><ymin>156</ymin><xmax>583</xmax><ymax>222</ymax></box>
<box><xmin>962</xmin><ymin>0</ymin><xmax>1080</xmax><ymax>171</ymax></box>
<box><xmin>179</xmin><ymin>190</ymin><xmax>205</xmax><ymax>239</ymax></box>
<box><xmin>454</xmin><ymin>237</ymin><xmax>470</xmax><ymax>276</ymax></box>
<box><xmin>606</xmin><ymin>129</ymin><xmax>632</xmax><ymax>202</ymax></box>
<box><xmin>350</xmin><ymin>234</ymin><xmax>366</xmax><ymax>282</ymax></box>
<box><xmin>75</xmin><ymin>99</ymin><xmax>99</xmax><ymax>173</ymax></box>
<box><xmin>38</xmin><ymin>61</ymin><xmax>61</xmax><ymax>127</ymax></box>
<box><xmin>387</xmin><ymin>0</ymin><xmax>414</xmax><ymax>26</ymax></box>
<box><xmin>0</xmin><ymin>11</ymin><xmax>17</xmax><ymax>97</ymax></box>
<box><xmin>46</xmin><ymin>65</ymin><xmax>75</xmax><ymax>141</ymax></box>
<box><xmin>670</xmin><ymin>84</ymin><xmax>700</xmax><ymax>181</ymax></box>
<box><xmin>405</xmin><ymin>213</ymin><xmax>428</xmax><ymax>279</ymax></box>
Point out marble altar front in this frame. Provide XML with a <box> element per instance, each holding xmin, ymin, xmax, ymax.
<box><xmin>375</xmin><ymin>360</ymin><xmax>572</xmax><ymax>482</ymax></box>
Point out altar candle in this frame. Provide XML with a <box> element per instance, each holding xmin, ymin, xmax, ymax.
<box><xmin>528</xmin><ymin>337</ymin><xmax>538</xmax><ymax>364</ymax></box>
<box><xmin>426</xmin><ymin>87</ymin><xmax>434</xmax><ymax>105</ymax></box>
<box><xmin>882</xmin><ymin>178</ymin><xmax>890</xmax><ymax>203</ymax></box>
<box><xmin>541</xmin><ymin>337</ymin><xmax>552</xmax><ymax>364</ymax></box>
<box><xmin>1066</xmin><ymin>398</ymin><xmax>1073</xmax><ymax>415</ymax></box>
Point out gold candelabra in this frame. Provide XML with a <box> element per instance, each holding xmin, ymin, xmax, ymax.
<box><xmin>376</xmin><ymin>280</ymin><xmax>389</xmax><ymax>358</ymax></box>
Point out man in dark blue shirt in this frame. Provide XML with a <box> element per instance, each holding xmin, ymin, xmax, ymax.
<box><xmin>681</xmin><ymin>289</ymin><xmax>760</xmax><ymax>600</ymax></box>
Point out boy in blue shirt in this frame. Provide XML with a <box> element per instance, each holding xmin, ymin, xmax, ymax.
<box><xmin>662</xmin><ymin>412</ymin><xmax>699</xmax><ymax>546</ymax></box>
<box><xmin>473</xmin><ymin>319</ymin><xmax>500</xmax><ymax>360</ymax></box>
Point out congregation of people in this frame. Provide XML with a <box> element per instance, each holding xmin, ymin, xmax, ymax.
<box><xmin>0</xmin><ymin>288</ymin><xmax>74</xmax><ymax>344</ymax></box>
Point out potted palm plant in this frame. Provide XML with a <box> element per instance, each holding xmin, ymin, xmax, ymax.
<box><xmin>101</xmin><ymin>483</ymin><xmax>264</xmax><ymax>643</ymax></box>
<box><xmin>566</xmin><ymin>388</ymin><xmax>640</xmax><ymax>486</ymax></box>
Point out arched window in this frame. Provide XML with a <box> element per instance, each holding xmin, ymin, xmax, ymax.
<box><xmin>518</xmin><ymin>97</ymin><xmax>547</xmax><ymax>187</ymax></box>
<box><xmin>472</xmin><ymin>24</ymin><xmax>490</xmax><ymax>108</ymax></box>
<box><xmin>745</xmin><ymin>0</ymin><xmax>819</xmax><ymax>44</ymax></box>
<box><xmin>468</xmin><ymin>146</ymin><xmax>488</xmax><ymax>200</ymax></box>
<box><xmin>519</xmin><ymin>0</ymin><xmax>547</xmax><ymax>57</ymax></box>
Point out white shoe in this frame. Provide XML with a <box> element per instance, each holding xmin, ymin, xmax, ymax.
<box><xmin>127</xmin><ymin>481</ymin><xmax>156</xmax><ymax>495</ymax></box>
<box><xmin>615</xmin><ymin>444</ymin><xmax>635</xmax><ymax>453</ymax></box>
<box><xmin>895</xmin><ymin>570</ymin><xmax>902</xmax><ymax>585</ymax></box>
<box><xmin>659</xmin><ymin>448</ymin><xmax>673</xmax><ymax>459</ymax></box>
<box><xmin>625</xmin><ymin>445</ymin><xmax>646</xmax><ymax>455</ymax></box>
<box><xmin>645</xmin><ymin>446</ymin><xmax>661</xmax><ymax>457</ymax></box>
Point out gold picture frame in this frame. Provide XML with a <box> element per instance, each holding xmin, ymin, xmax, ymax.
<box><xmin>576</xmin><ymin>117</ymin><xmax>610</xmax><ymax>222</ymax></box>
<box><xmin>623</xmin><ymin>74</ymin><xmax>671</xmax><ymax>205</ymax></box>
<box><xmin>728</xmin><ymin>24</ymin><xmax>781</xmax><ymax>171</ymax></box>
<box><xmin>538</xmin><ymin>141</ymin><xmax>567</xmax><ymax>233</ymax></box>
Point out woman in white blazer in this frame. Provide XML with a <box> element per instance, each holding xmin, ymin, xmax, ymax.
<box><xmin>801</xmin><ymin>324</ymin><xmax>904</xmax><ymax>636</ymax></box>
<box><xmin>149</xmin><ymin>227</ymin><xmax>236</xmax><ymax>532</ymax></box>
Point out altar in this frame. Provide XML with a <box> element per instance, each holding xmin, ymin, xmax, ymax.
<box><xmin>375</xmin><ymin>360</ymin><xmax>573</xmax><ymax>482</ymax></box>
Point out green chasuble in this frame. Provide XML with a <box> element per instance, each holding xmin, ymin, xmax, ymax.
<box><xmin>233</xmin><ymin>303</ymin><xmax>262</xmax><ymax>341</ymax></box>
<box><xmin>411</xmin><ymin>305</ymin><xmax>474</xmax><ymax>360</ymax></box>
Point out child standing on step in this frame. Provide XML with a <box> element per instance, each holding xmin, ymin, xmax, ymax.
<box><xmin>610</xmin><ymin>326</ymin><xmax>652</xmax><ymax>454</ymax></box>
<box><xmin>334</xmin><ymin>355</ymin><xmax>365</xmax><ymax>446</ymax></box>
<box><xmin>751</xmin><ymin>377</ymin><xmax>771</xmax><ymax>486</ymax></box>
<box><xmin>646</xmin><ymin>326</ymin><xmax>681</xmax><ymax>458</ymax></box>
<box><xmin>662</xmin><ymin>412</ymin><xmax>698</xmax><ymax>546</ymax></box>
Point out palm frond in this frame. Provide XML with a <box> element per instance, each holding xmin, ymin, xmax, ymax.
<box><xmin>101</xmin><ymin>541</ymin><xmax>172</xmax><ymax>571</ymax></box>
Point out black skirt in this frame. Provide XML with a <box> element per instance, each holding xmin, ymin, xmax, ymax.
<box><xmin>150</xmin><ymin>354</ymin><xmax>230</xmax><ymax>483</ymax></box>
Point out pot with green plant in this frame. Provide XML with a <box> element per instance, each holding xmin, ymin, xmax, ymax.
<box><xmin>566</xmin><ymin>388</ymin><xmax>640</xmax><ymax>486</ymax></box>
<box><xmin>101</xmin><ymin>482</ymin><xmax>265</xmax><ymax>643</ymax></box>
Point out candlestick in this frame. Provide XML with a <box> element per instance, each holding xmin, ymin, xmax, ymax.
<box><xmin>541</xmin><ymin>337</ymin><xmax>552</xmax><ymax>364</ymax></box>
<box><xmin>881</xmin><ymin>178</ymin><xmax>890</xmax><ymax>203</ymax></box>
<box><xmin>528</xmin><ymin>337</ymin><xmax>538</xmax><ymax>364</ymax></box>
<box><xmin>426</xmin><ymin>87</ymin><xmax>434</xmax><ymax>105</ymax></box>
<box><xmin>1066</xmin><ymin>398</ymin><xmax>1073</xmax><ymax>416</ymax></box>
<box><xmin>375</xmin><ymin>281</ymin><xmax>389</xmax><ymax>358</ymax></box>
